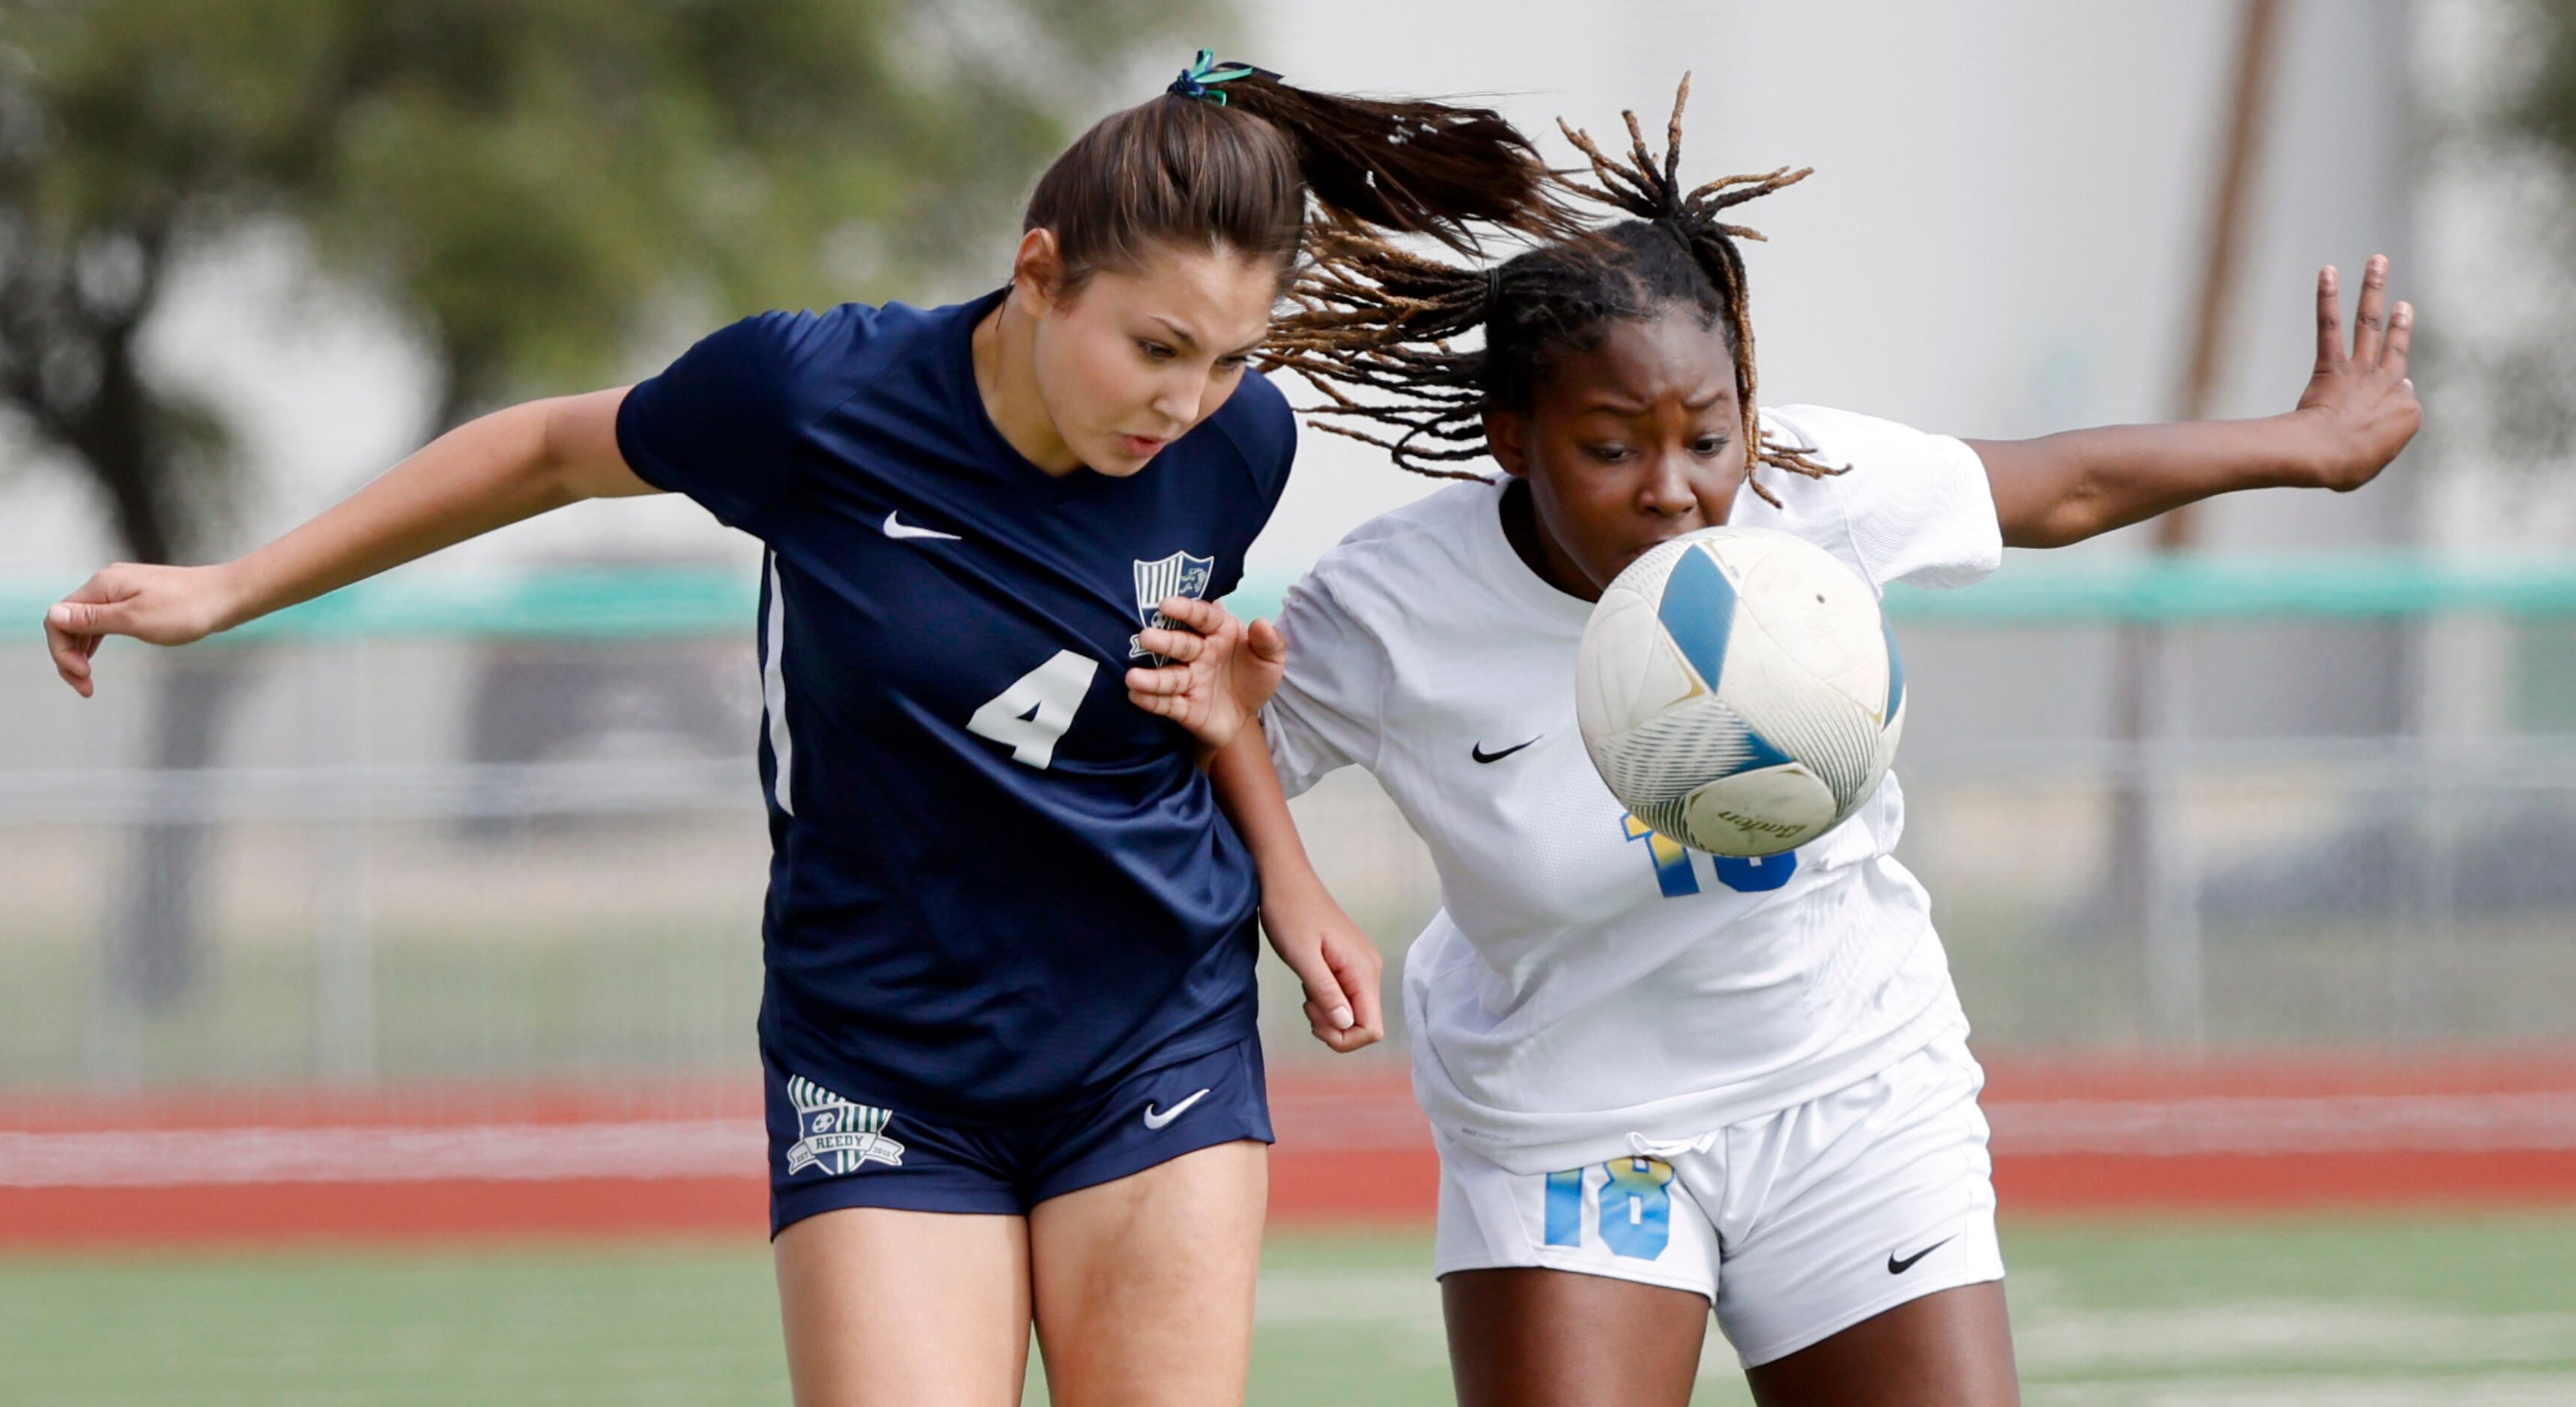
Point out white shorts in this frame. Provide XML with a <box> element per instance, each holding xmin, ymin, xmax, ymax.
<box><xmin>1431</xmin><ymin>1032</ymin><xmax>2004</xmax><ymax>1368</ymax></box>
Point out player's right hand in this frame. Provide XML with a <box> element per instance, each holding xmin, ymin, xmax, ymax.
<box><xmin>44</xmin><ymin>563</ymin><xmax>238</xmax><ymax>698</ymax></box>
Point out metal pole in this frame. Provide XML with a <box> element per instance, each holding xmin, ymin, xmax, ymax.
<box><xmin>2142</xmin><ymin>629</ymin><xmax>2205</xmax><ymax>1042</ymax></box>
<box><xmin>2115</xmin><ymin>0</ymin><xmax>2283</xmax><ymax>1045</ymax></box>
<box><xmin>312</xmin><ymin>641</ymin><xmax>376</xmax><ymax>1080</ymax></box>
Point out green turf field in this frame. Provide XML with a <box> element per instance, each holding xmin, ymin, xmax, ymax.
<box><xmin>4</xmin><ymin>1214</ymin><xmax>2574</xmax><ymax>1404</ymax></box>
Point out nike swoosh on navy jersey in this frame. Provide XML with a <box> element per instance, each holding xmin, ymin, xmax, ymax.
<box><xmin>882</xmin><ymin>510</ymin><xmax>961</xmax><ymax>541</ymax></box>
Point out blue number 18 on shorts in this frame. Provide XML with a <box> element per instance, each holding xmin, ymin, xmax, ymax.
<box><xmin>1544</xmin><ymin>1156</ymin><xmax>1678</xmax><ymax>1259</ymax></box>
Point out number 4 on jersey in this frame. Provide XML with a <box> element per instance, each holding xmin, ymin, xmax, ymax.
<box><xmin>967</xmin><ymin>650</ymin><xmax>1097</xmax><ymax>769</ymax></box>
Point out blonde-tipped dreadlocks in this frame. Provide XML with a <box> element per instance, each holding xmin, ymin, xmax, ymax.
<box><xmin>1267</xmin><ymin>76</ymin><xmax>1847</xmax><ymax>505</ymax></box>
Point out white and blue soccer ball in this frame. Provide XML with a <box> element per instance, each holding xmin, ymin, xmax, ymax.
<box><xmin>1575</xmin><ymin>527</ymin><xmax>1905</xmax><ymax>858</ymax></box>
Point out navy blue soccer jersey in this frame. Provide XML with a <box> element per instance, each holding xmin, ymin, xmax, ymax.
<box><xmin>616</xmin><ymin>288</ymin><xmax>1294</xmax><ymax>1123</ymax></box>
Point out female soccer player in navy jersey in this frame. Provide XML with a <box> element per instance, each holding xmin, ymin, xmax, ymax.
<box><xmin>42</xmin><ymin>55</ymin><xmax>1566</xmax><ymax>1406</ymax></box>
<box><xmin>1217</xmin><ymin>84</ymin><xmax>2423</xmax><ymax>1405</ymax></box>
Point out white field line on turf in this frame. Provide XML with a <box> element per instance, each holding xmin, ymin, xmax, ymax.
<box><xmin>2010</xmin><ymin>1301</ymin><xmax>2576</xmax><ymax>1372</ymax></box>
<box><xmin>6</xmin><ymin>1092</ymin><xmax>2576</xmax><ymax>1187</ymax></box>
<box><xmin>1984</xmin><ymin>1092</ymin><xmax>2576</xmax><ymax>1156</ymax></box>
<box><xmin>1252</xmin><ymin>1276</ymin><xmax>2576</xmax><ymax>1384</ymax></box>
<box><xmin>2029</xmin><ymin>1378</ymin><xmax>2576</xmax><ymax>1407</ymax></box>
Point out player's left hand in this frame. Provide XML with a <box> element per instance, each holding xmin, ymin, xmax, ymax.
<box><xmin>2292</xmin><ymin>254</ymin><xmax>2422</xmax><ymax>492</ymax></box>
<box><xmin>1259</xmin><ymin>872</ymin><xmax>1386</xmax><ymax>1054</ymax></box>
<box><xmin>1124</xmin><ymin>595</ymin><xmax>1287</xmax><ymax>751</ymax></box>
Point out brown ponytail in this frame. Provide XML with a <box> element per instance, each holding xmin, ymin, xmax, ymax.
<box><xmin>1216</xmin><ymin>73</ymin><xmax>1570</xmax><ymax>252</ymax></box>
<box><xmin>1020</xmin><ymin>55</ymin><xmax>1570</xmax><ymax>295</ymax></box>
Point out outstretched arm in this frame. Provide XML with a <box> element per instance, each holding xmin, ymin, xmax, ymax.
<box><xmin>1972</xmin><ymin>256</ymin><xmax>2420</xmax><ymax>550</ymax></box>
<box><xmin>44</xmin><ymin>387</ymin><xmax>654</xmax><ymax>695</ymax></box>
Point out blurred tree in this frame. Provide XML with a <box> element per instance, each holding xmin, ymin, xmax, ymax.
<box><xmin>2512</xmin><ymin>0</ymin><xmax>2576</xmax><ymax>196</ymax></box>
<box><xmin>2466</xmin><ymin>0</ymin><xmax>2576</xmax><ymax>470</ymax></box>
<box><xmin>0</xmin><ymin>0</ymin><xmax>1204</xmax><ymax>1009</ymax></box>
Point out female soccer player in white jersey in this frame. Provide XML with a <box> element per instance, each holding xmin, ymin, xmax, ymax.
<box><xmin>39</xmin><ymin>55</ymin><xmax>1567</xmax><ymax>1406</ymax></box>
<box><xmin>1222</xmin><ymin>84</ymin><xmax>2423</xmax><ymax>1405</ymax></box>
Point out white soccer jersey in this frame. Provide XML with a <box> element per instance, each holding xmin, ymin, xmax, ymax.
<box><xmin>1263</xmin><ymin>405</ymin><xmax>2004</xmax><ymax>1176</ymax></box>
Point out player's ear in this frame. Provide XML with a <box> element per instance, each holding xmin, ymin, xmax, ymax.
<box><xmin>1485</xmin><ymin>409</ymin><xmax>1533</xmax><ymax>479</ymax></box>
<box><xmin>1010</xmin><ymin>229</ymin><xmax>1067</xmax><ymax>315</ymax></box>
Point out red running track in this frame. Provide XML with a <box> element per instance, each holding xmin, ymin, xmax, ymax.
<box><xmin>5</xmin><ymin>1050</ymin><xmax>2576</xmax><ymax>1245</ymax></box>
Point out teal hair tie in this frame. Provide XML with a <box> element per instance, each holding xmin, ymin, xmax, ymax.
<box><xmin>1167</xmin><ymin>48</ymin><xmax>1270</xmax><ymax>106</ymax></box>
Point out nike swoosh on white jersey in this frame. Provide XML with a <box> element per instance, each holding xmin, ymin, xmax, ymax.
<box><xmin>1142</xmin><ymin>1088</ymin><xmax>1211</xmax><ymax>1130</ymax></box>
<box><xmin>882</xmin><ymin>511</ymin><xmax>961</xmax><ymax>542</ymax></box>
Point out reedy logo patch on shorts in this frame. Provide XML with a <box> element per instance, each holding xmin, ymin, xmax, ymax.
<box><xmin>784</xmin><ymin>1075</ymin><xmax>905</xmax><ymax>1176</ymax></box>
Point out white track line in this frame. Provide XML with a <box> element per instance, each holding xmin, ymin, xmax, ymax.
<box><xmin>0</xmin><ymin>1121</ymin><xmax>763</xmax><ymax>1187</ymax></box>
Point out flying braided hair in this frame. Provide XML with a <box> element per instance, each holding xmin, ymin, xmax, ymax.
<box><xmin>1267</xmin><ymin>76</ymin><xmax>1847</xmax><ymax>504</ymax></box>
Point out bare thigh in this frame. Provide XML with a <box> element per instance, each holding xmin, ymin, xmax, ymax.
<box><xmin>1028</xmin><ymin>1139</ymin><xmax>1267</xmax><ymax>1407</ymax></box>
<box><xmin>1744</xmin><ymin>1280</ymin><xmax>2018</xmax><ymax>1407</ymax></box>
<box><xmin>773</xmin><ymin>1206</ymin><xmax>1032</xmax><ymax>1407</ymax></box>
<box><xmin>1443</xmin><ymin>1267</ymin><xmax>1712</xmax><ymax>1407</ymax></box>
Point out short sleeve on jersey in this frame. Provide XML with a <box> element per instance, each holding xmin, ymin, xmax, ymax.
<box><xmin>1201</xmin><ymin>374</ymin><xmax>1299</xmax><ymax>599</ymax></box>
<box><xmin>1770</xmin><ymin>405</ymin><xmax>2003</xmax><ymax>591</ymax></box>
<box><xmin>1262</xmin><ymin>572</ymin><xmax>1386</xmax><ymax>799</ymax></box>
<box><xmin>616</xmin><ymin>306</ymin><xmax>873</xmax><ymax>537</ymax></box>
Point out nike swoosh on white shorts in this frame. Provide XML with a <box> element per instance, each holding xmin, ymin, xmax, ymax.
<box><xmin>882</xmin><ymin>511</ymin><xmax>960</xmax><ymax>541</ymax></box>
<box><xmin>1142</xmin><ymin>1089</ymin><xmax>1211</xmax><ymax>1130</ymax></box>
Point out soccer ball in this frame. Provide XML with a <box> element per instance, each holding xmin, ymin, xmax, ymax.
<box><xmin>1574</xmin><ymin>527</ymin><xmax>1904</xmax><ymax>857</ymax></box>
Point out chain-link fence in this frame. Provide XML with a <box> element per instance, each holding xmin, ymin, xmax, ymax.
<box><xmin>7</xmin><ymin>559</ymin><xmax>2576</xmax><ymax>1115</ymax></box>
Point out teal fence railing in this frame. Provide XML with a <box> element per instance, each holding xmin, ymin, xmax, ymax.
<box><xmin>14</xmin><ymin>552</ymin><xmax>2576</xmax><ymax>643</ymax></box>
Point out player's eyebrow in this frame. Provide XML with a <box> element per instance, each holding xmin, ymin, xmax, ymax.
<box><xmin>1151</xmin><ymin>315</ymin><xmax>1263</xmax><ymax>359</ymax></box>
<box><xmin>1576</xmin><ymin>387</ymin><xmax>1731</xmax><ymax>415</ymax></box>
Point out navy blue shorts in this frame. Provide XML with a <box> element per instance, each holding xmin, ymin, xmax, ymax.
<box><xmin>763</xmin><ymin>1035</ymin><xmax>1273</xmax><ymax>1237</ymax></box>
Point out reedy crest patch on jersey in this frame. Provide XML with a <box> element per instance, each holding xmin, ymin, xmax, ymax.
<box><xmin>1129</xmin><ymin>550</ymin><xmax>1216</xmax><ymax>662</ymax></box>
<box><xmin>784</xmin><ymin>1074</ymin><xmax>905</xmax><ymax>1176</ymax></box>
